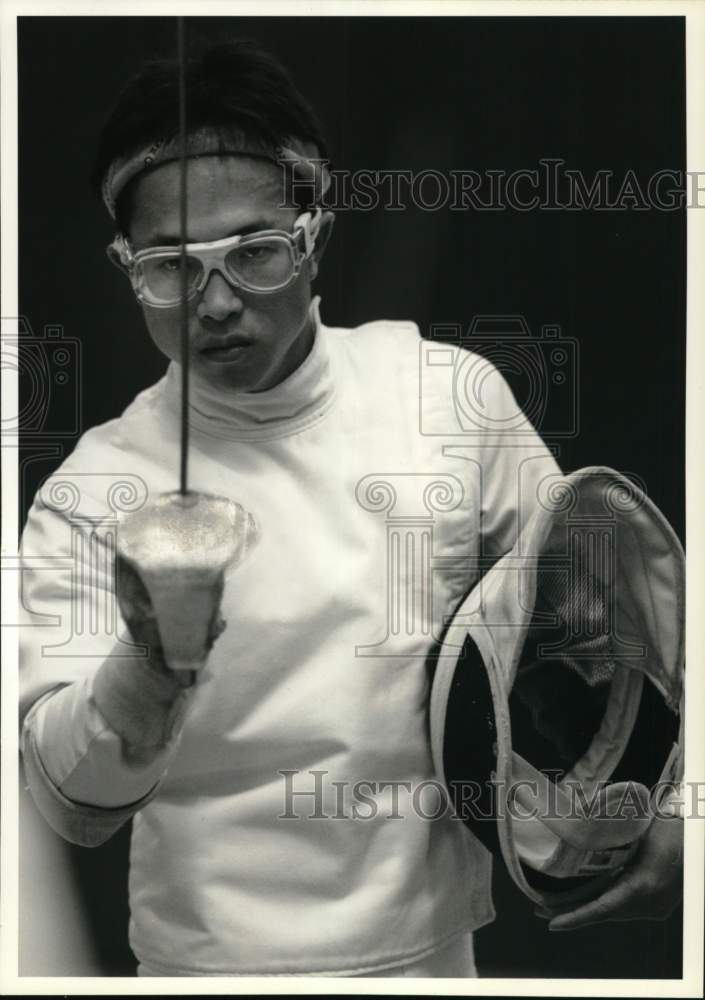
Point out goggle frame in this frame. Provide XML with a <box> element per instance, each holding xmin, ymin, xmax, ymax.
<box><xmin>108</xmin><ymin>208</ymin><xmax>322</xmax><ymax>307</ymax></box>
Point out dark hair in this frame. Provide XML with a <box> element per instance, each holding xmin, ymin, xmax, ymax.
<box><xmin>91</xmin><ymin>39</ymin><xmax>330</xmax><ymax>230</ymax></box>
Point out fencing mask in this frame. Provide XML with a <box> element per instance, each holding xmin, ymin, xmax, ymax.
<box><xmin>430</xmin><ymin>467</ymin><xmax>684</xmax><ymax>907</ymax></box>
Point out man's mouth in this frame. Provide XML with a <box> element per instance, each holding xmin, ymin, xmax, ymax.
<box><xmin>199</xmin><ymin>337</ymin><xmax>254</xmax><ymax>362</ymax></box>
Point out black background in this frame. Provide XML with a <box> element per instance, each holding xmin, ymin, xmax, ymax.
<box><xmin>18</xmin><ymin>15</ymin><xmax>685</xmax><ymax>978</ymax></box>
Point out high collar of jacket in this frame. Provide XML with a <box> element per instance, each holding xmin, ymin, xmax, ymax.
<box><xmin>164</xmin><ymin>296</ymin><xmax>335</xmax><ymax>441</ymax></box>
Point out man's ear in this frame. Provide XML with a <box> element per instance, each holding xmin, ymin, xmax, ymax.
<box><xmin>309</xmin><ymin>211</ymin><xmax>335</xmax><ymax>282</ymax></box>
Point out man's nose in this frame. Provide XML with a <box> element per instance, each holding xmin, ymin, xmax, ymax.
<box><xmin>196</xmin><ymin>269</ymin><xmax>245</xmax><ymax>322</ymax></box>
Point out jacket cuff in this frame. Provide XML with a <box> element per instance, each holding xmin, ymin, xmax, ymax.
<box><xmin>21</xmin><ymin>725</ymin><xmax>161</xmax><ymax>848</ymax></box>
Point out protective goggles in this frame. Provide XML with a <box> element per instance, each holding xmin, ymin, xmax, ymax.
<box><xmin>107</xmin><ymin>208</ymin><xmax>322</xmax><ymax>308</ymax></box>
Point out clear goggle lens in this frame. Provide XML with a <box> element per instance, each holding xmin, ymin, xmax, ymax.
<box><xmin>133</xmin><ymin>234</ymin><xmax>299</xmax><ymax>306</ymax></box>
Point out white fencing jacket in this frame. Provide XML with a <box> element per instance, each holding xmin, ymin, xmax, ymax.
<box><xmin>19</xmin><ymin>298</ymin><xmax>560</xmax><ymax>975</ymax></box>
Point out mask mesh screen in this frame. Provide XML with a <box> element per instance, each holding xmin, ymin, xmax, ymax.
<box><xmin>510</xmin><ymin>556</ymin><xmax>616</xmax><ymax>774</ymax></box>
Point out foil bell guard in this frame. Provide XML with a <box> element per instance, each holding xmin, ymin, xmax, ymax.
<box><xmin>116</xmin><ymin>491</ymin><xmax>259</xmax><ymax>673</ymax></box>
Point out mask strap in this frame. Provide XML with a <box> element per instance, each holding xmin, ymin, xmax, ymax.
<box><xmin>106</xmin><ymin>232</ymin><xmax>133</xmax><ymax>270</ymax></box>
<box><xmin>294</xmin><ymin>206</ymin><xmax>323</xmax><ymax>257</ymax></box>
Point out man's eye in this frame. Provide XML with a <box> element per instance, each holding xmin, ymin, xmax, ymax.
<box><xmin>242</xmin><ymin>245</ymin><xmax>275</xmax><ymax>260</ymax></box>
<box><xmin>158</xmin><ymin>258</ymin><xmax>182</xmax><ymax>272</ymax></box>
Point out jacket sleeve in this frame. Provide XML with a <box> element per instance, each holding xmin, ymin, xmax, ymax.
<box><xmin>475</xmin><ymin>358</ymin><xmax>563</xmax><ymax>561</ymax></box>
<box><xmin>19</xmin><ymin>489</ymin><xmax>182</xmax><ymax>847</ymax></box>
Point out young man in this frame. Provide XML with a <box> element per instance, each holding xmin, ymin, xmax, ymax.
<box><xmin>18</xmin><ymin>41</ymin><xmax>682</xmax><ymax>977</ymax></box>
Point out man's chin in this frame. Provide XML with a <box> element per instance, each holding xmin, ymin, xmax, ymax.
<box><xmin>192</xmin><ymin>359</ymin><xmax>261</xmax><ymax>393</ymax></box>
